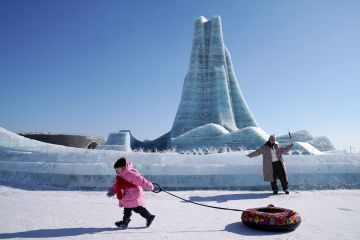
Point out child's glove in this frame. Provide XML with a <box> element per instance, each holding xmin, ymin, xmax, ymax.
<box><xmin>106</xmin><ymin>188</ymin><xmax>115</xmax><ymax>197</ymax></box>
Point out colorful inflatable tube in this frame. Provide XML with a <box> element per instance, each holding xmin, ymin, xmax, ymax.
<box><xmin>241</xmin><ymin>204</ymin><xmax>301</xmax><ymax>231</ymax></box>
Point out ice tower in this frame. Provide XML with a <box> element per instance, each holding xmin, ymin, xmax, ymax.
<box><xmin>110</xmin><ymin>16</ymin><xmax>333</xmax><ymax>152</ymax></box>
<box><xmin>171</xmin><ymin>16</ymin><xmax>258</xmax><ymax>138</ymax></box>
<box><xmin>168</xmin><ymin>16</ymin><xmax>268</xmax><ymax>150</ymax></box>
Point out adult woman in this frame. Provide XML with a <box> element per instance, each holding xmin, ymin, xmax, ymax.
<box><xmin>247</xmin><ymin>135</ymin><xmax>293</xmax><ymax>194</ymax></box>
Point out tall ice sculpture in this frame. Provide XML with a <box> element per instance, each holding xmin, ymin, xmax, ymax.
<box><xmin>169</xmin><ymin>16</ymin><xmax>268</xmax><ymax>150</ymax></box>
<box><xmin>109</xmin><ymin>16</ymin><xmax>334</xmax><ymax>153</ymax></box>
<box><xmin>171</xmin><ymin>16</ymin><xmax>258</xmax><ymax>137</ymax></box>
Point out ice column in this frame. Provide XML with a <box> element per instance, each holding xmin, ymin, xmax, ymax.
<box><xmin>171</xmin><ymin>16</ymin><xmax>258</xmax><ymax>138</ymax></box>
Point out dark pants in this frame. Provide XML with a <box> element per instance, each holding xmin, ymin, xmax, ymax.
<box><xmin>123</xmin><ymin>206</ymin><xmax>152</xmax><ymax>222</ymax></box>
<box><xmin>271</xmin><ymin>161</ymin><xmax>288</xmax><ymax>191</ymax></box>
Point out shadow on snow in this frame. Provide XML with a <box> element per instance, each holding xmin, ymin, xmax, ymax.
<box><xmin>0</xmin><ymin>227</ymin><xmax>119</xmax><ymax>239</ymax></box>
<box><xmin>189</xmin><ymin>192</ymin><xmax>272</xmax><ymax>203</ymax></box>
<box><xmin>225</xmin><ymin>222</ymin><xmax>289</xmax><ymax>236</ymax></box>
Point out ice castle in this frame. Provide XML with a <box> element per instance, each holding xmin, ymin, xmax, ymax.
<box><xmin>103</xmin><ymin>16</ymin><xmax>335</xmax><ymax>153</ymax></box>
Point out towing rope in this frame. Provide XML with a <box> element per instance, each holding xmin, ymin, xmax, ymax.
<box><xmin>152</xmin><ymin>183</ymin><xmax>243</xmax><ymax>212</ymax></box>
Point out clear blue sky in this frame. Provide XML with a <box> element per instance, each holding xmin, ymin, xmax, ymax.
<box><xmin>1</xmin><ymin>0</ymin><xmax>359</xmax><ymax>150</ymax></box>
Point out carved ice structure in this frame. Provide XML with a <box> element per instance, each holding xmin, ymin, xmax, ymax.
<box><xmin>168</xmin><ymin>16</ymin><xmax>267</xmax><ymax>151</ymax></box>
<box><xmin>96</xmin><ymin>131</ymin><xmax>131</xmax><ymax>151</ymax></box>
<box><xmin>99</xmin><ymin>16</ymin><xmax>335</xmax><ymax>154</ymax></box>
<box><xmin>171</xmin><ymin>16</ymin><xmax>258</xmax><ymax>136</ymax></box>
<box><xmin>0</xmin><ymin>127</ymin><xmax>359</xmax><ymax>190</ymax></box>
<box><xmin>277</xmin><ymin>130</ymin><xmax>336</xmax><ymax>154</ymax></box>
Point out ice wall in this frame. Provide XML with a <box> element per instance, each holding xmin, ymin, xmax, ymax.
<box><xmin>1</xmin><ymin>148</ymin><xmax>360</xmax><ymax>190</ymax></box>
<box><xmin>1</xmin><ymin>127</ymin><xmax>359</xmax><ymax>190</ymax></box>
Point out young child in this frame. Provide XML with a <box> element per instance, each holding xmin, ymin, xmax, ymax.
<box><xmin>107</xmin><ymin>157</ymin><xmax>155</xmax><ymax>229</ymax></box>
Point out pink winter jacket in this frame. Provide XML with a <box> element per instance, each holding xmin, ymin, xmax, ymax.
<box><xmin>111</xmin><ymin>160</ymin><xmax>153</xmax><ymax>208</ymax></box>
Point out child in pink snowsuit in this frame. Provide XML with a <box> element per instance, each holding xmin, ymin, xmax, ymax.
<box><xmin>107</xmin><ymin>157</ymin><xmax>155</xmax><ymax>229</ymax></box>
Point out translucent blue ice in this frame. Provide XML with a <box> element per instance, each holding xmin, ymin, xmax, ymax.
<box><xmin>0</xmin><ymin>127</ymin><xmax>359</xmax><ymax>190</ymax></box>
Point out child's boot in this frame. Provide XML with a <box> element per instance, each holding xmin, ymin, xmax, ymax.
<box><xmin>146</xmin><ymin>215</ymin><xmax>155</xmax><ymax>227</ymax></box>
<box><xmin>115</xmin><ymin>219</ymin><xmax>130</xmax><ymax>229</ymax></box>
<box><xmin>135</xmin><ymin>207</ymin><xmax>155</xmax><ymax>227</ymax></box>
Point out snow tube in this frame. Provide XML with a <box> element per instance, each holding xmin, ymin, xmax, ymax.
<box><xmin>241</xmin><ymin>204</ymin><xmax>301</xmax><ymax>231</ymax></box>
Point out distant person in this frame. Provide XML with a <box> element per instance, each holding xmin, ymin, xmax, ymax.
<box><xmin>247</xmin><ymin>135</ymin><xmax>293</xmax><ymax>194</ymax></box>
<box><xmin>107</xmin><ymin>157</ymin><xmax>155</xmax><ymax>229</ymax></box>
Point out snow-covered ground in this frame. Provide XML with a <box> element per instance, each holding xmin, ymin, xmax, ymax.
<box><xmin>0</xmin><ymin>185</ymin><xmax>360</xmax><ymax>240</ymax></box>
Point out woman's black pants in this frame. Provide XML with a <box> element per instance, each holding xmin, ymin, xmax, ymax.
<box><xmin>271</xmin><ymin>161</ymin><xmax>288</xmax><ymax>191</ymax></box>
